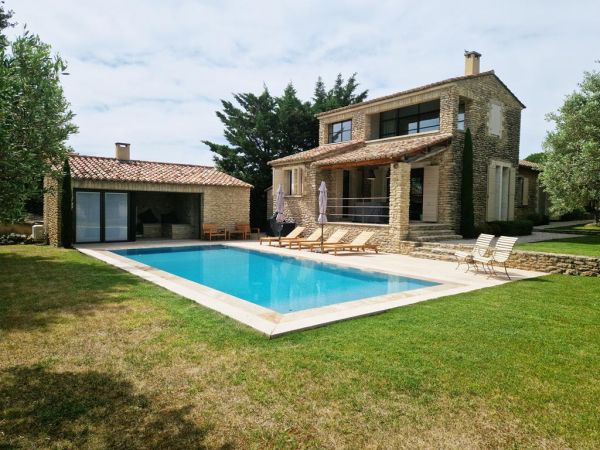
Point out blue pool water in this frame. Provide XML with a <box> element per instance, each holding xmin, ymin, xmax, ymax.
<box><xmin>113</xmin><ymin>245</ymin><xmax>438</xmax><ymax>313</ymax></box>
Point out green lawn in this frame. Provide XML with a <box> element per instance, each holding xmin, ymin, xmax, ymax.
<box><xmin>517</xmin><ymin>235</ymin><xmax>600</xmax><ymax>257</ymax></box>
<box><xmin>1</xmin><ymin>246</ymin><xmax>599</xmax><ymax>449</ymax></box>
<box><xmin>543</xmin><ymin>222</ymin><xmax>600</xmax><ymax>234</ymax></box>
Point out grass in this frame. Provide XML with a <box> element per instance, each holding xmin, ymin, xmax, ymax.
<box><xmin>1</xmin><ymin>245</ymin><xmax>599</xmax><ymax>449</ymax></box>
<box><xmin>543</xmin><ymin>222</ymin><xmax>600</xmax><ymax>234</ymax></box>
<box><xmin>517</xmin><ymin>235</ymin><xmax>600</xmax><ymax>257</ymax></box>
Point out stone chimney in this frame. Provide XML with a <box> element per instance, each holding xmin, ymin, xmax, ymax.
<box><xmin>464</xmin><ymin>51</ymin><xmax>481</xmax><ymax>76</ymax></box>
<box><xmin>115</xmin><ymin>142</ymin><xmax>130</xmax><ymax>161</ymax></box>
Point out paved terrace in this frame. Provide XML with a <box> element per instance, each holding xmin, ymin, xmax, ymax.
<box><xmin>76</xmin><ymin>240</ymin><xmax>544</xmax><ymax>337</ymax></box>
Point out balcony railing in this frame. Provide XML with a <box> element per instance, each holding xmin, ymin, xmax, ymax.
<box><xmin>327</xmin><ymin>196</ymin><xmax>390</xmax><ymax>224</ymax></box>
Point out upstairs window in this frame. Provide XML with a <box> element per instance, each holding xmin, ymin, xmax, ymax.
<box><xmin>457</xmin><ymin>101</ymin><xmax>466</xmax><ymax>131</ymax></box>
<box><xmin>379</xmin><ymin>100</ymin><xmax>440</xmax><ymax>138</ymax></box>
<box><xmin>328</xmin><ymin>119</ymin><xmax>352</xmax><ymax>143</ymax></box>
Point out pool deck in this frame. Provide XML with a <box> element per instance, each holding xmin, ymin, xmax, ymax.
<box><xmin>76</xmin><ymin>240</ymin><xmax>545</xmax><ymax>337</ymax></box>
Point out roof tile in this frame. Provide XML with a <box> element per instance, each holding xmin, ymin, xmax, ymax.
<box><xmin>69</xmin><ymin>155</ymin><xmax>252</xmax><ymax>188</ymax></box>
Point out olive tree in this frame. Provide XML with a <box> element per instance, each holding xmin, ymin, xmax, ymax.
<box><xmin>540</xmin><ymin>67</ymin><xmax>600</xmax><ymax>224</ymax></box>
<box><xmin>0</xmin><ymin>3</ymin><xmax>77</xmax><ymax>223</ymax></box>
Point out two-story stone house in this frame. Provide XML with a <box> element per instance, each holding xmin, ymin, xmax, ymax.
<box><xmin>269</xmin><ymin>52</ymin><xmax>525</xmax><ymax>252</ymax></box>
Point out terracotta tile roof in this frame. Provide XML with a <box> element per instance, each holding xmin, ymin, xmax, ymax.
<box><xmin>519</xmin><ymin>159</ymin><xmax>542</xmax><ymax>171</ymax></box>
<box><xmin>268</xmin><ymin>140</ymin><xmax>365</xmax><ymax>166</ymax></box>
<box><xmin>316</xmin><ymin>71</ymin><xmax>525</xmax><ymax>118</ymax></box>
<box><xmin>314</xmin><ymin>133</ymin><xmax>453</xmax><ymax>168</ymax></box>
<box><xmin>69</xmin><ymin>155</ymin><xmax>252</xmax><ymax>188</ymax></box>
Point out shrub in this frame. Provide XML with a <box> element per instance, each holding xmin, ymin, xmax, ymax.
<box><xmin>476</xmin><ymin>220</ymin><xmax>533</xmax><ymax>236</ymax></box>
<box><xmin>525</xmin><ymin>212</ymin><xmax>550</xmax><ymax>226</ymax></box>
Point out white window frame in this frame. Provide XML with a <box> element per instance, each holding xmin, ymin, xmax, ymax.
<box><xmin>283</xmin><ymin>167</ymin><xmax>303</xmax><ymax>196</ymax></box>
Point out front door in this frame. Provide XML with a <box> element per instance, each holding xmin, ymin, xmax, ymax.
<box><xmin>409</xmin><ymin>168</ymin><xmax>424</xmax><ymax>221</ymax></box>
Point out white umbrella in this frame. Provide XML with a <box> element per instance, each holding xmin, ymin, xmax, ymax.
<box><xmin>318</xmin><ymin>181</ymin><xmax>327</xmax><ymax>251</ymax></box>
<box><xmin>275</xmin><ymin>184</ymin><xmax>285</xmax><ymax>241</ymax></box>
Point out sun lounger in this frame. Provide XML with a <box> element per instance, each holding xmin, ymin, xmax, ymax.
<box><xmin>296</xmin><ymin>229</ymin><xmax>348</xmax><ymax>250</ymax></box>
<box><xmin>321</xmin><ymin>231</ymin><xmax>378</xmax><ymax>255</ymax></box>
<box><xmin>259</xmin><ymin>226</ymin><xmax>305</xmax><ymax>246</ymax></box>
<box><xmin>454</xmin><ymin>233</ymin><xmax>494</xmax><ymax>271</ymax></box>
<box><xmin>472</xmin><ymin>236</ymin><xmax>518</xmax><ymax>279</ymax></box>
<box><xmin>285</xmin><ymin>228</ymin><xmax>323</xmax><ymax>249</ymax></box>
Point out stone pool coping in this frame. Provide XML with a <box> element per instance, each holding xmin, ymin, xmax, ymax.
<box><xmin>76</xmin><ymin>240</ymin><xmax>545</xmax><ymax>337</ymax></box>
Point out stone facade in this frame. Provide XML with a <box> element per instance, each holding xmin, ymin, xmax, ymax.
<box><xmin>270</xmin><ymin>67</ymin><xmax>524</xmax><ymax>253</ymax></box>
<box><xmin>44</xmin><ymin>177</ymin><xmax>250</xmax><ymax>246</ymax></box>
<box><xmin>43</xmin><ymin>175</ymin><xmax>62</xmax><ymax>246</ymax></box>
<box><xmin>514</xmin><ymin>165</ymin><xmax>547</xmax><ymax>219</ymax></box>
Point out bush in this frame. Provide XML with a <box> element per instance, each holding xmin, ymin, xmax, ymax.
<box><xmin>559</xmin><ymin>209</ymin><xmax>590</xmax><ymax>221</ymax></box>
<box><xmin>476</xmin><ymin>220</ymin><xmax>533</xmax><ymax>237</ymax></box>
<box><xmin>525</xmin><ymin>212</ymin><xmax>550</xmax><ymax>226</ymax></box>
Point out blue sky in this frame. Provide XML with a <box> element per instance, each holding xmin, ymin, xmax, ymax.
<box><xmin>8</xmin><ymin>0</ymin><xmax>600</xmax><ymax>165</ymax></box>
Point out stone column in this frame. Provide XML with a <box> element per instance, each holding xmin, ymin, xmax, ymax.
<box><xmin>389</xmin><ymin>162</ymin><xmax>411</xmax><ymax>251</ymax></box>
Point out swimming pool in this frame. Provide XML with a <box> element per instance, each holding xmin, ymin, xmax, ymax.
<box><xmin>113</xmin><ymin>245</ymin><xmax>439</xmax><ymax>313</ymax></box>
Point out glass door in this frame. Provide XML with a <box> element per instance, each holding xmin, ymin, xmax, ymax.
<box><xmin>105</xmin><ymin>192</ymin><xmax>129</xmax><ymax>241</ymax></box>
<box><xmin>75</xmin><ymin>191</ymin><xmax>101</xmax><ymax>242</ymax></box>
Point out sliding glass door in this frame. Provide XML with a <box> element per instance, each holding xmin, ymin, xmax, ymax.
<box><xmin>104</xmin><ymin>192</ymin><xmax>128</xmax><ymax>241</ymax></box>
<box><xmin>75</xmin><ymin>191</ymin><xmax>129</xmax><ymax>243</ymax></box>
<box><xmin>75</xmin><ymin>191</ymin><xmax>101</xmax><ymax>242</ymax></box>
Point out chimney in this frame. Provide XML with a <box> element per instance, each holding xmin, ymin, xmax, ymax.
<box><xmin>464</xmin><ymin>50</ymin><xmax>481</xmax><ymax>76</ymax></box>
<box><xmin>115</xmin><ymin>142</ymin><xmax>130</xmax><ymax>161</ymax></box>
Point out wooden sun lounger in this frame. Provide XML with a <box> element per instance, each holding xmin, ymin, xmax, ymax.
<box><xmin>295</xmin><ymin>229</ymin><xmax>348</xmax><ymax>250</ymax></box>
<box><xmin>285</xmin><ymin>229</ymin><xmax>323</xmax><ymax>249</ymax></box>
<box><xmin>259</xmin><ymin>226</ymin><xmax>306</xmax><ymax>245</ymax></box>
<box><xmin>321</xmin><ymin>231</ymin><xmax>378</xmax><ymax>255</ymax></box>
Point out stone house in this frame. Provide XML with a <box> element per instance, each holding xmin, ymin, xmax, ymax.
<box><xmin>269</xmin><ymin>52</ymin><xmax>526</xmax><ymax>252</ymax></box>
<box><xmin>44</xmin><ymin>143</ymin><xmax>251</xmax><ymax>246</ymax></box>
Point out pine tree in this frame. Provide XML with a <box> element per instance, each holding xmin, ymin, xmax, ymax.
<box><xmin>461</xmin><ymin>128</ymin><xmax>476</xmax><ymax>238</ymax></box>
<box><xmin>204</xmin><ymin>75</ymin><xmax>368</xmax><ymax>228</ymax></box>
<box><xmin>60</xmin><ymin>159</ymin><xmax>73</xmax><ymax>248</ymax></box>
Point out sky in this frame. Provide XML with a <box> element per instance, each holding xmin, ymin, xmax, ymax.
<box><xmin>7</xmin><ymin>0</ymin><xmax>600</xmax><ymax>166</ymax></box>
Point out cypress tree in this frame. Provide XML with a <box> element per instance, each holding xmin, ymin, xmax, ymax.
<box><xmin>60</xmin><ymin>159</ymin><xmax>73</xmax><ymax>248</ymax></box>
<box><xmin>461</xmin><ymin>128</ymin><xmax>476</xmax><ymax>238</ymax></box>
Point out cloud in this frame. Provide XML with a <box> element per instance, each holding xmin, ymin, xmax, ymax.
<box><xmin>7</xmin><ymin>0</ymin><xmax>600</xmax><ymax>164</ymax></box>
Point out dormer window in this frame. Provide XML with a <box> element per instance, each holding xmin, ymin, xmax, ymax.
<box><xmin>328</xmin><ymin>119</ymin><xmax>352</xmax><ymax>143</ymax></box>
<box><xmin>379</xmin><ymin>100</ymin><xmax>440</xmax><ymax>138</ymax></box>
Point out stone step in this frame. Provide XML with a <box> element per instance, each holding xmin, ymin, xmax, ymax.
<box><xmin>408</xmin><ymin>228</ymin><xmax>459</xmax><ymax>237</ymax></box>
<box><xmin>409</xmin><ymin>251</ymin><xmax>456</xmax><ymax>262</ymax></box>
<box><xmin>408</xmin><ymin>223</ymin><xmax>454</xmax><ymax>231</ymax></box>
<box><xmin>412</xmin><ymin>234</ymin><xmax>463</xmax><ymax>242</ymax></box>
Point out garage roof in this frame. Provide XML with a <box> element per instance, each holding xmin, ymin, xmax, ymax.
<box><xmin>69</xmin><ymin>154</ymin><xmax>252</xmax><ymax>188</ymax></box>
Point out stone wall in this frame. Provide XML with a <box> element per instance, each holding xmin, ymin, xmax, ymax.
<box><xmin>400</xmin><ymin>240</ymin><xmax>600</xmax><ymax>277</ymax></box>
<box><xmin>43</xmin><ymin>175</ymin><xmax>62</xmax><ymax>246</ymax></box>
<box><xmin>506</xmin><ymin>251</ymin><xmax>600</xmax><ymax>277</ymax></box>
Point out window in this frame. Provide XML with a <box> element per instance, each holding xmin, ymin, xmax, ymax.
<box><xmin>379</xmin><ymin>100</ymin><xmax>440</xmax><ymax>138</ymax></box>
<box><xmin>328</xmin><ymin>119</ymin><xmax>352</xmax><ymax>143</ymax></box>
<box><xmin>457</xmin><ymin>101</ymin><xmax>466</xmax><ymax>131</ymax></box>
<box><xmin>515</xmin><ymin>176</ymin><xmax>524</xmax><ymax>207</ymax></box>
<box><xmin>487</xmin><ymin>161</ymin><xmax>515</xmax><ymax>221</ymax></box>
<box><xmin>488</xmin><ymin>101</ymin><xmax>503</xmax><ymax>136</ymax></box>
<box><xmin>283</xmin><ymin>168</ymin><xmax>303</xmax><ymax>195</ymax></box>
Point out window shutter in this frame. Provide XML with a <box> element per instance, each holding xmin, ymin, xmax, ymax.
<box><xmin>522</xmin><ymin>177</ymin><xmax>529</xmax><ymax>206</ymax></box>
<box><xmin>486</xmin><ymin>163</ymin><xmax>497</xmax><ymax>221</ymax></box>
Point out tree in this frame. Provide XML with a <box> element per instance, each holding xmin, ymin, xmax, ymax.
<box><xmin>540</xmin><ymin>67</ymin><xmax>600</xmax><ymax>224</ymax></box>
<box><xmin>460</xmin><ymin>128</ymin><xmax>476</xmax><ymax>237</ymax></box>
<box><xmin>60</xmin><ymin>159</ymin><xmax>73</xmax><ymax>247</ymax></box>
<box><xmin>204</xmin><ymin>75</ymin><xmax>368</xmax><ymax>227</ymax></box>
<box><xmin>0</xmin><ymin>3</ymin><xmax>77</xmax><ymax>223</ymax></box>
<box><xmin>524</xmin><ymin>152</ymin><xmax>546</xmax><ymax>164</ymax></box>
